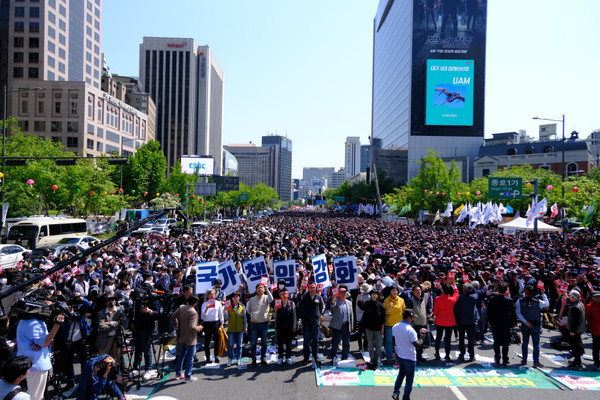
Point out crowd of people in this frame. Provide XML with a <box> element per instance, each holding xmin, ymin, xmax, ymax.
<box><xmin>0</xmin><ymin>211</ymin><xmax>599</xmax><ymax>399</ymax></box>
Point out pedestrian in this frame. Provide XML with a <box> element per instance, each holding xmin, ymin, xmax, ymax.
<box><xmin>433</xmin><ymin>283</ymin><xmax>458</xmax><ymax>362</ymax></box>
<box><xmin>201</xmin><ymin>288</ymin><xmax>224</xmax><ymax>364</ymax></box>
<box><xmin>384</xmin><ymin>286</ymin><xmax>406</xmax><ymax>364</ymax></box>
<box><xmin>225</xmin><ymin>292</ymin><xmax>247</xmax><ymax>367</ymax></box>
<box><xmin>391</xmin><ymin>309</ymin><xmax>428</xmax><ymax>400</ymax></box>
<box><xmin>406</xmin><ymin>284</ymin><xmax>431</xmax><ymax>364</ymax></box>
<box><xmin>357</xmin><ymin>289</ymin><xmax>385</xmax><ymax>369</ymax></box>
<box><xmin>274</xmin><ymin>287</ymin><xmax>296</xmax><ymax>365</ymax></box>
<box><xmin>246</xmin><ymin>283</ymin><xmax>273</xmax><ymax>366</ymax></box>
<box><xmin>585</xmin><ymin>291</ymin><xmax>600</xmax><ymax>371</ymax></box>
<box><xmin>171</xmin><ymin>295</ymin><xmax>203</xmax><ymax>382</ymax></box>
<box><xmin>515</xmin><ymin>284</ymin><xmax>549</xmax><ymax>367</ymax></box>
<box><xmin>298</xmin><ymin>282</ymin><xmax>325</xmax><ymax>366</ymax></box>
<box><xmin>567</xmin><ymin>289</ymin><xmax>586</xmax><ymax>369</ymax></box>
<box><xmin>453</xmin><ymin>282</ymin><xmax>478</xmax><ymax>362</ymax></box>
<box><xmin>487</xmin><ymin>282</ymin><xmax>516</xmax><ymax>366</ymax></box>
<box><xmin>329</xmin><ymin>285</ymin><xmax>354</xmax><ymax>365</ymax></box>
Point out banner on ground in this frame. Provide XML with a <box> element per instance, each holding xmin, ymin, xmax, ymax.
<box><xmin>243</xmin><ymin>256</ymin><xmax>268</xmax><ymax>294</ymax></box>
<box><xmin>218</xmin><ymin>260</ymin><xmax>241</xmax><ymax>297</ymax></box>
<box><xmin>273</xmin><ymin>259</ymin><xmax>297</xmax><ymax>293</ymax></box>
<box><xmin>315</xmin><ymin>367</ymin><xmax>557</xmax><ymax>389</ymax></box>
<box><xmin>332</xmin><ymin>256</ymin><xmax>358</xmax><ymax>289</ymax></box>
<box><xmin>195</xmin><ymin>261</ymin><xmax>219</xmax><ymax>295</ymax></box>
<box><xmin>545</xmin><ymin>370</ymin><xmax>600</xmax><ymax>390</ymax></box>
<box><xmin>311</xmin><ymin>254</ymin><xmax>331</xmax><ymax>289</ymax></box>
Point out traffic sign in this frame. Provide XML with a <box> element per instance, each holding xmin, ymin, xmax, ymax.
<box><xmin>488</xmin><ymin>177</ymin><xmax>522</xmax><ymax>200</ymax></box>
<box><xmin>239</xmin><ymin>191</ymin><xmax>248</xmax><ymax>201</ymax></box>
<box><xmin>194</xmin><ymin>182</ymin><xmax>217</xmax><ymax>196</ymax></box>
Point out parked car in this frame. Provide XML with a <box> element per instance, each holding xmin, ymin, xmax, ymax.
<box><xmin>149</xmin><ymin>226</ymin><xmax>170</xmax><ymax>237</ymax></box>
<box><xmin>0</xmin><ymin>244</ymin><xmax>28</xmax><ymax>269</ymax></box>
<box><xmin>211</xmin><ymin>219</ymin><xmax>223</xmax><ymax>225</ymax></box>
<box><xmin>54</xmin><ymin>235</ymin><xmax>99</xmax><ymax>250</ymax></box>
<box><xmin>189</xmin><ymin>221</ymin><xmax>209</xmax><ymax>229</ymax></box>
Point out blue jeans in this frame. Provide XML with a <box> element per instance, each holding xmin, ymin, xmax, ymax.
<box><xmin>228</xmin><ymin>331</ymin><xmax>244</xmax><ymax>360</ymax></box>
<box><xmin>175</xmin><ymin>343</ymin><xmax>195</xmax><ymax>378</ymax></box>
<box><xmin>521</xmin><ymin>324</ymin><xmax>541</xmax><ymax>364</ymax></box>
<box><xmin>384</xmin><ymin>326</ymin><xmax>394</xmax><ymax>361</ymax></box>
<box><xmin>133</xmin><ymin>332</ymin><xmax>153</xmax><ymax>371</ymax></box>
<box><xmin>331</xmin><ymin>322</ymin><xmax>350</xmax><ymax>360</ymax></box>
<box><xmin>251</xmin><ymin>322</ymin><xmax>268</xmax><ymax>361</ymax></box>
<box><xmin>393</xmin><ymin>357</ymin><xmax>416</xmax><ymax>400</ymax></box>
<box><xmin>303</xmin><ymin>323</ymin><xmax>320</xmax><ymax>360</ymax></box>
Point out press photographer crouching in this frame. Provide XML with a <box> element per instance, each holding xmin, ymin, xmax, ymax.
<box><xmin>77</xmin><ymin>355</ymin><xmax>126</xmax><ymax>400</ymax></box>
<box><xmin>0</xmin><ymin>356</ymin><xmax>33</xmax><ymax>400</ymax></box>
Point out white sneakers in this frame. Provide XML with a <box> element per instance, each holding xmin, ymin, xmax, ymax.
<box><xmin>227</xmin><ymin>359</ymin><xmax>232</xmax><ymax>367</ymax></box>
<box><xmin>237</xmin><ymin>359</ymin><xmax>242</xmax><ymax>366</ymax></box>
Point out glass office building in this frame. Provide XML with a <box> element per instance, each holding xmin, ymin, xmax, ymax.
<box><xmin>372</xmin><ymin>0</ymin><xmax>488</xmax><ymax>182</ymax></box>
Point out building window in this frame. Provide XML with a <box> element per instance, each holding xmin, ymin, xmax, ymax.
<box><xmin>59</xmin><ymin>34</ymin><xmax>66</xmax><ymax>45</ymax></box>
<box><xmin>14</xmin><ymin>37</ymin><xmax>24</xmax><ymax>48</ymax></box>
<box><xmin>48</xmin><ymin>71</ymin><xmax>55</xmax><ymax>80</ymax></box>
<box><xmin>59</xmin><ymin>5</ymin><xmax>66</xmax><ymax>17</ymax></box>
<box><xmin>51</xmin><ymin>137</ymin><xmax>62</xmax><ymax>143</ymax></box>
<box><xmin>13</xmin><ymin>67</ymin><xmax>24</xmax><ymax>78</ymax></box>
<box><xmin>87</xmin><ymin>139</ymin><xmax>94</xmax><ymax>149</ymax></box>
<box><xmin>54</xmin><ymin>101</ymin><xmax>61</xmax><ymax>114</ymax></box>
<box><xmin>96</xmin><ymin>142</ymin><xmax>103</xmax><ymax>151</ymax></box>
<box><xmin>13</xmin><ymin>52</ymin><xmax>24</xmax><ymax>63</ymax></box>
<box><xmin>29</xmin><ymin>22</ymin><xmax>40</xmax><ymax>33</ymax></box>
<box><xmin>15</xmin><ymin>7</ymin><xmax>25</xmax><ymax>17</ymax></box>
<box><xmin>14</xmin><ymin>22</ymin><xmax>24</xmax><ymax>32</ymax></box>
<box><xmin>48</xmin><ymin>11</ymin><xmax>55</xmax><ymax>24</ymax></box>
<box><xmin>71</xmin><ymin>102</ymin><xmax>77</xmax><ymax>115</ymax></box>
<box><xmin>567</xmin><ymin>163</ymin><xmax>579</xmax><ymax>176</ymax></box>
<box><xmin>67</xmin><ymin>122</ymin><xmax>79</xmax><ymax>132</ymax></box>
<box><xmin>67</xmin><ymin>137</ymin><xmax>78</xmax><ymax>147</ymax></box>
<box><xmin>28</xmin><ymin>68</ymin><xmax>39</xmax><ymax>78</ymax></box>
<box><xmin>29</xmin><ymin>52</ymin><xmax>39</xmax><ymax>63</ymax></box>
<box><xmin>59</xmin><ymin>19</ymin><xmax>66</xmax><ymax>31</ymax></box>
<box><xmin>37</xmin><ymin>101</ymin><xmax>44</xmax><ymax>114</ymax></box>
<box><xmin>58</xmin><ymin>62</ymin><xmax>65</xmax><ymax>72</ymax></box>
<box><xmin>34</xmin><ymin>121</ymin><xmax>45</xmax><ymax>131</ymax></box>
<box><xmin>47</xmin><ymin>55</ymin><xmax>55</xmax><ymax>67</ymax></box>
<box><xmin>48</xmin><ymin>41</ymin><xmax>55</xmax><ymax>54</ymax></box>
<box><xmin>49</xmin><ymin>0</ymin><xmax>56</xmax><ymax>8</ymax></box>
<box><xmin>21</xmin><ymin>100</ymin><xmax>28</xmax><ymax>114</ymax></box>
<box><xmin>18</xmin><ymin>120</ymin><xmax>29</xmax><ymax>131</ymax></box>
<box><xmin>29</xmin><ymin>38</ymin><xmax>40</xmax><ymax>48</ymax></box>
<box><xmin>50</xmin><ymin>121</ymin><xmax>62</xmax><ymax>132</ymax></box>
<box><xmin>29</xmin><ymin>7</ymin><xmax>40</xmax><ymax>18</ymax></box>
<box><xmin>58</xmin><ymin>48</ymin><xmax>65</xmax><ymax>59</ymax></box>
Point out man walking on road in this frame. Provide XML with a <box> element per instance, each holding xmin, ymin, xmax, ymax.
<box><xmin>391</xmin><ymin>309</ymin><xmax>428</xmax><ymax>400</ymax></box>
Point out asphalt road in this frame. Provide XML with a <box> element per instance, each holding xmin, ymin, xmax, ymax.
<box><xmin>124</xmin><ymin>326</ymin><xmax>600</xmax><ymax>400</ymax></box>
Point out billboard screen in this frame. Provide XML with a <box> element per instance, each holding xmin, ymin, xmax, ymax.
<box><xmin>181</xmin><ymin>156</ymin><xmax>214</xmax><ymax>176</ymax></box>
<box><xmin>410</xmin><ymin>0</ymin><xmax>487</xmax><ymax>136</ymax></box>
<box><xmin>426</xmin><ymin>59</ymin><xmax>474</xmax><ymax>126</ymax></box>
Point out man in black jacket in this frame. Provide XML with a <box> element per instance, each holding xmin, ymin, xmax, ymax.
<box><xmin>297</xmin><ymin>282</ymin><xmax>325</xmax><ymax>366</ymax></box>
<box><xmin>486</xmin><ymin>282</ymin><xmax>516</xmax><ymax>366</ymax></box>
<box><xmin>454</xmin><ymin>283</ymin><xmax>478</xmax><ymax>362</ymax></box>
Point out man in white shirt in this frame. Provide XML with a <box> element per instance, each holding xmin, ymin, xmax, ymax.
<box><xmin>391</xmin><ymin>309</ymin><xmax>427</xmax><ymax>400</ymax></box>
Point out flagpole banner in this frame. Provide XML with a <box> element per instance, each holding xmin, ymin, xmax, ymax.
<box><xmin>315</xmin><ymin>367</ymin><xmax>557</xmax><ymax>388</ymax></box>
<box><xmin>545</xmin><ymin>370</ymin><xmax>600</xmax><ymax>390</ymax></box>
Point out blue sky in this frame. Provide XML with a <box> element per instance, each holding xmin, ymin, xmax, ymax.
<box><xmin>103</xmin><ymin>0</ymin><xmax>600</xmax><ymax>179</ymax></box>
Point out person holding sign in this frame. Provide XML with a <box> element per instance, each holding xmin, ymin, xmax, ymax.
<box><xmin>246</xmin><ymin>283</ymin><xmax>274</xmax><ymax>366</ymax></box>
<box><xmin>225</xmin><ymin>292</ymin><xmax>247</xmax><ymax>367</ymax></box>
<box><xmin>329</xmin><ymin>285</ymin><xmax>354</xmax><ymax>365</ymax></box>
<box><xmin>274</xmin><ymin>288</ymin><xmax>296</xmax><ymax>365</ymax></box>
<box><xmin>201</xmin><ymin>289</ymin><xmax>224</xmax><ymax>363</ymax></box>
<box><xmin>298</xmin><ymin>282</ymin><xmax>325</xmax><ymax>366</ymax></box>
<box><xmin>384</xmin><ymin>287</ymin><xmax>406</xmax><ymax>364</ymax></box>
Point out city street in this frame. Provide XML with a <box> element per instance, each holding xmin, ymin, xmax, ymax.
<box><xmin>125</xmin><ymin>326</ymin><xmax>600</xmax><ymax>400</ymax></box>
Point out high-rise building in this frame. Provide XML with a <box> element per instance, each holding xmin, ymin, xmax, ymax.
<box><xmin>262</xmin><ymin>135</ymin><xmax>292</xmax><ymax>201</ymax></box>
<box><xmin>331</xmin><ymin>168</ymin><xmax>346</xmax><ymax>189</ymax></box>
<box><xmin>2</xmin><ymin>0</ymin><xmax>153</xmax><ymax>157</ymax></box>
<box><xmin>372</xmin><ymin>0</ymin><xmax>488</xmax><ymax>182</ymax></box>
<box><xmin>224</xmin><ymin>143</ymin><xmax>277</xmax><ymax>190</ymax></box>
<box><xmin>345</xmin><ymin>136</ymin><xmax>361</xmax><ymax>178</ymax></box>
<box><xmin>139</xmin><ymin>37</ymin><xmax>224</xmax><ymax>175</ymax></box>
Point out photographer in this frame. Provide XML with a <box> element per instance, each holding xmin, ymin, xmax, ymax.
<box><xmin>96</xmin><ymin>296</ymin><xmax>127</xmax><ymax>364</ymax></box>
<box><xmin>131</xmin><ymin>283</ymin><xmax>159</xmax><ymax>380</ymax></box>
<box><xmin>77</xmin><ymin>355</ymin><xmax>126</xmax><ymax>400</ymax></box>
<box><xmin>0</xmin><ymin>356</ymin><xmax>32</xmax><ymax>400</ymax></box>
<box><xmin>54</xmin><ymin>292</ymin><xmax>92</xmax><ymax>390</ymax></box>
<box><xmin>16</xmin><ymin>290</ymin><xmax>65</xmax><ymax>400</ymax></box>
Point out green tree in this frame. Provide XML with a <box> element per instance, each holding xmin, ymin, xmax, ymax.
<box><xmin>121</xmin><ymin>140</ymin><xmax>166</xmax><ymax>205</ymax></box>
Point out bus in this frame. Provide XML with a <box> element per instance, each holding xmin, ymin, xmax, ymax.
<box><xmin>4</xmin><ymin>217</ymin><xmax>88</xmax><ymax>249</ymax></box>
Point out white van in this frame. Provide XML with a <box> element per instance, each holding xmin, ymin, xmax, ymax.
<box><xmin>6</xmin><ymin>217</ymin><xmax>88</xmax><ymax>249</ymax></box>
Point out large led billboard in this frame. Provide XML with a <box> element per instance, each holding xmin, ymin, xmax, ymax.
<box><xmin>426</xmin><ymin>59</ymin><xmax>474</xmax><ymax>126</ymax></box>
<box><xmin>181</xmin><ymin>156</ymin><xmax>214</xmax><ymax>175</ymax></box>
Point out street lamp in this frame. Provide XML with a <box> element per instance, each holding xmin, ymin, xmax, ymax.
<box><xmin>2</xmin><ymin>85</ymin><xmax>43</xmax><ymax>233</ymax></box>
<box><xmin>533</xmin><ymin>114</ymin><xmax>565</xmax><ymax>240</ymax></box>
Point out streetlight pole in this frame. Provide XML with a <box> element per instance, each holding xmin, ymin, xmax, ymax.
<box><xmin>533</xmin><ymin>114</ymin><xmax>566</xmax><ymax>241</ymax></box>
